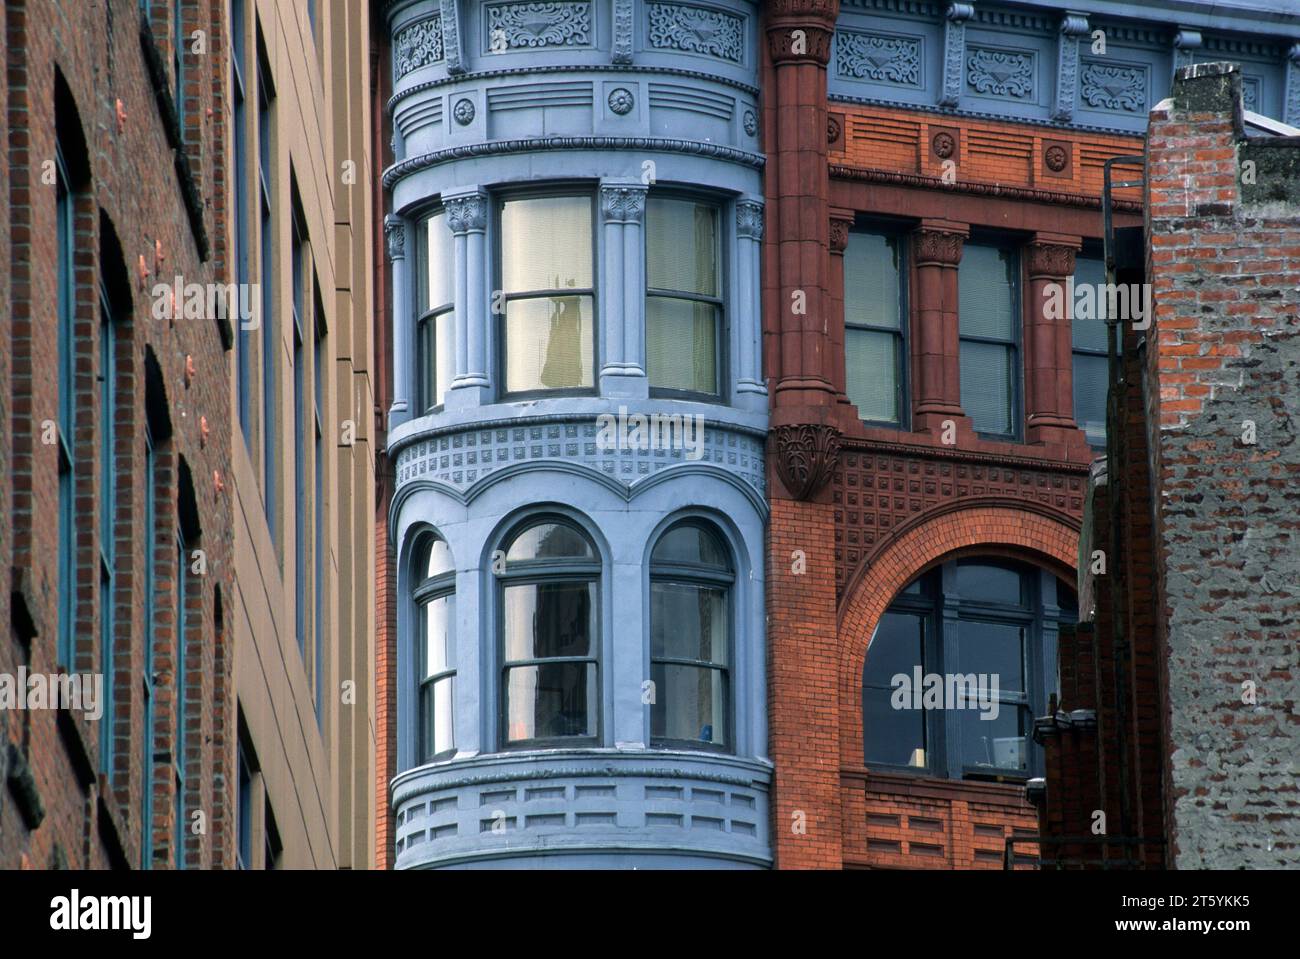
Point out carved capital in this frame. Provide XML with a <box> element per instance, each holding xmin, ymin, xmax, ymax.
<box><xmin>736</xmin><ymin>200</ymin><xmax>764</xmax><ymax>240</ymax></box>
<box><xmin>774</xmin><ymin>425</ymin><xmax>841</xmax><ymax>501</ymax></box>
<box><xmin>445</xmin><ymin>193</ymin><xmax>487</xmax><ymax>234</ymax></box>
<box><xmin>600</xmin><ymin>185</ymin><xmax>647</xmax><ymax>224</ymax></box>
<box><xmin>829</xmin><ymin>215</ymin><xmax>851</xmax><ymax>253</ymax></box>
<box><xmin>384</xmin><ymin>215</ymin><xmax>406</xmax><ymax>260</ymax></box>
<box><xmin>766</xmin><ymin>0</ymin><xmax>838</xmax><ymax>65</ymax></box>
<box><xmin>911</xmin><ymin>228</ymin><xmax>965</xmax><ymax>267</ymax></box>
<box><xmin>1026</xmin><ymin>243</ymin><xmax>1077</xmax><ymax>279</ymax></box>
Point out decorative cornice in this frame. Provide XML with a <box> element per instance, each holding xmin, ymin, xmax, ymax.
<box><xmin>1026</xmin><ymin>242</ymin><xmax>1077</xmax><ymax>279</ymax></box>
<box><xmin>828</xmin><ymin>91</ymin><xmax>1143</xmax><ymax>138</ymax></box>
<box><xmin>384</xmin><ymin>215</ymin><xmax>406</xmax><ymax>260</ymax></box>
<box><xmin>736</xmin><ymin>200</ymin><xmax>764</xmax><ymax>240</ymax></box>
<box><xmin>385</xmin><ymin>137</ymin><xmax>765</xmax><ymax>188</ymax></box>
<box><xmin>828</xmin><ymin>164</ymin><xmax>1144</xmax><ymax>213</ymax></box>
<box><xmin>444</xmin><ymin>193</ymin><xmax>487</xmax><ymax>233</ymax></box>
<box><xmin>600</xmin><ymin>184</ymin><xmax>647</xmax><ymax>223</ymax></box>
<box><xmin>837</xmin><ymin>436</ymin><xmax>1091</xmax><ymax>474</ymax></box>
<box><xmin>773</xmin><ymin>424</ymin><xmax>841</xmax><ymax>501</ymax></box>
<box><xmin>911</xmin><ymin>226</ymin><xmax>964</xmax><ymax>266</ymax></box>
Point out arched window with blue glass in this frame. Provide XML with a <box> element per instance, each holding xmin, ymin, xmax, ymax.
<box><xmin>498</xmin><ymin>518</ymin><xmax>600</xmax><ymax>747</ymax></box>
<box><xmin>412</xmin><ymin>532</ymin><xmax>455</xmax><ymax>763</ymax></box>
<box><xmin>649</xmin><ymin>522</ymin><xmax>733</xmax><ymax>751</ymax></box>
<box><xmin>862</xmin><ymin>558</ymin><xmax>1075</xmax><ymax>780</ymax></box>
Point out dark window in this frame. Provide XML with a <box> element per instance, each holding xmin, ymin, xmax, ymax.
<box><xmin>98</xmin><ymin>286</ymin><xmax>119</xmax><ymax>774</ymax></box>
<box><xmin>416</xmin><ymin>210</ymin><xmax>454</xmax><ymax>412</ymax></box>
<box><xmin>236</xmin><ymin>739</ymin><xmax>253</xmax><ymax>869</ymax></box>
<box><xmin>862</xmin><ymin>559</ymin><xmax>1072</xmax><ymax>781</ymax></box>
<box><xmin>414</xmin><ymin>535</ymin><xmax>455</xmax><ymax>762</ymax></box>
<box><xmin>1072</xmin><ymin>254</ymin><xmax>1109</xmax><ymax>447</ymax></box>
<box><xmin>173</xmin><ymin>0</ymin><xmax>185</xmax><ymax>135</ymax></box>
<box><xmin>959</xmin><ymin>243</ymin><xmax>1021</xmax><ymax>439</ymax></box>
<box><xmin>650</xmin><ymin>523</ymin><xmax>733</xmax><ymax>750</ymax></box>
<box><xmin>231</xmin><ymin>0</ymin><xmax>252</xmax><ymax>442</ymax></box>
<box><xmin>257</xmin><ymin>37</ymin><xmax>276</xmax><ymax>546</ymax></box>
<box><xmin>646</xmin><ymin>197</ymin><xmax>722</xmax><ymax>398</ymax></box>
<box><xmin>264</xmin><ymin>799</ymin><xmax>281</xmax><ymax>869</ymax></box>
<box><xmin>313</xmin><ymin>283</ymin><xmax>326</xmax><ymax>723</ymax></box>
<box><xmin>498</xmin><ymin>195</ymin><xmax>595</xmax><ymax>396</ymax></box>
<box><xmin>844</xmin><ymin>230</ymin><xmax>907</xmax><ymax>426</ymax></box>
<box><xmin>56</xmin><ymin>146</ymin><xmax>75</xmax><ymax>670</ymax></box>
<box><xmin>174</xmin><ymin>532</ymin><xmax>188</xmax><ymax>869</ymax></box>
<box><xmin>142</xmin><ymin>421</ymin><xmax>158</xmax><ymax>869</ymax></box>
<box><xmin>292</xmin><ymin>206</ymin><xmax>306</xmax><ymax>655</ymax></box>
<box><xmin>499</xmin><ymin>520</ymin><xmax>599</xmax><ymax>746</ymax></box>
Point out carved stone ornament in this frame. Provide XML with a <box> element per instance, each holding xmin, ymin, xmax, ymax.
<box><xmin>445</xmin><ymin>194</ymin><xmax>487</xmax><ymax>234</ymax></box>
<box><xmin>736</xmin><ymin>201</ymin><xmax>764</xmax><ymax>240</ymax></box>
<box><xmin>384</xmin><ymin>215</ymin><xmax>406</xmax><ymax>259</ymax></box>
<box><xmin>774</xmin><ymin>424</ymin><xmax>841</xmax><ymax>501</ymax></box>
<box><xmin>745</xmin><ymin>110</ymin><xmax>759</xmax><ymax>137</ymax></box>
<box><xmin>1026</xmin><ymin>243</ymin><xmax>1076</xmax><ymax>279</ymax></box>
<box><xmin>829</xmin><ymin>216</ymin><xmax>850</xmax><ymax>253</ymax></box>
<box><xmin>911</xmin><ymin>228</ymin><xmax>964</xmax><ymax>266</ymax></box>
<box><xmin>600</xmin><ymin>185</ymin><xmax>647</xmax><ymax>224</ymax></box>
<box><xmin>1044</xmin><ymin>143</ymin><xmax>1069</xmax><ymax>172</ymax></box>
<box><xmin>608</xmin><ymin>87</ymin><xmax>635</xmax><ymax>115</ymax></box>
<box><xmin>453</xmin><ymin>98</ymin><xmax>476</xmax><ymax>125</ymax></box>
<box><xmin>932</xmin><ymin>130</ymin><xmax>956</xmax><ymax>159</ymax></box>
<box><xmin>827</xmin><ymin>114</ymin><xmax>841</xmax><ymax>144</ymax></box>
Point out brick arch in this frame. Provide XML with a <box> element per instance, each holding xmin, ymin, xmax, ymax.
<box><xmin>837</xmin><ymin>502</ymin><xmax>1080</xmax><ymax>769</ymax></box>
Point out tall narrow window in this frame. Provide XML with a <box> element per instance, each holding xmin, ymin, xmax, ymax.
<box><xmin>646</xmin><ymin>197</ymin><xmax>721</xmax><ymax>398</ymax></box>
<box><xmin>414</xmin><ymin>535</ymin><xmax>456</xmax><ymax>762</ymax></box>
<box><xmin>650</xmin><ymin>523</ymin><xmax>733</xmax><ymax>749</ymax></box>
<box><xmin>257</xmin><ymin>40</ymin><xmax>277</xmax><ymax>545</ymax></box>
<box><xmin>292</xmin><ymin>208</ymin><xmax>306</xmax><ymax>655</ymax></box>
<box><xmin>313</xmin><ymin>284</ymin><xmax>326</xmax><ymax>722</ymax></box>
<box><xmin>1072</xmin><ymin>254</ymin><xmax>1109</xmax><ymax>446</ymax></box>
<box><xmin>236</xmin><ymin>738</ymin><xmax>253</xmax><ymax>869</ymax></box>
<box><xmin>231</xmin><ymin>0</ymin><xmax>252</xmax><ymax>441</ymax></box>
<box><xmin>142</xmin><ymin>421</ymin><xmax>157</xmax><ymax>870</ymax></box>
<box><xmin>417</xmin><ymin>210</ymin><xmax>454</xmax><ymax>412</ymax></box>
<box><xmin>98</xmin><ymin>286</ymin><xmax>118</xmax><ymax>774</ymax></box>
<box><xmin>56</xmin><ymin>147</ymin><xmax>75</xmax><ymax>670</ymax></box>
<box><xmin>499</xmin><ymin>195</ymin><xmax>594</xmax><ymax>395</ymax></box>
<box><xmin>499</xmin><ymin>520</ymin><xmax>599</xmax><ymax>745</ymax></box>
<box><xmin>173</xmin><ymin>0</ymin><xmax>185</xmax><ymax>134</ymax></box>
<box><xmin>844</xmin><ymin>230</ymin><xmax>906</xmax><ymax>425</ymax></box>
<box><xmin>264</xmin><ymin>800</ymin><xmax>281</xmax><ymax>869</ymax></box>
<box><xmin>174</xmin><ymin>531</ymin><xmax>188</xmax><ymax>869</ymax></box>
<box><xmin>959</xmin><ymin>243</ymin><xmax>1020</xmax><ymax>439</ymax></box>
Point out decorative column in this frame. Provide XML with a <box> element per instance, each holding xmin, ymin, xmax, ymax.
<box><xmin>735</xmin><ymin>199</ymin><xmax>766</xmax><ymax>408</ymax></box>
<box><xmin>445</xmin><ymin>189</ymin><xmax>489</xmax><ymax>405</ymax></box>
<box><xmin>599</xmin><ymin>183</ymin><xmax>648</xmax><ymax>398</ymax></box>
<box><xmin>829</xmin><ymin>210</ymin><xmax>852</xmax><ymax>407</ymax></box>
<box><xmin>1053</xmin><ymin>12</ymin><xmax>1089</xmax><ymax>122</ymax></box>
<box><xmin>1025</xmin><ymin>234</ymin><xmax>1087</xmax><ymax>450</ymax></box>
<box><xmin>910</xmin><ymin>220</ymin><xmax>968</xmax><ymax>435</ymax></box>
<box><xmin>939</xmin><ymin>3</ymin><xmax>974</xmax><ymax>108</ymax></box>
<box><xmin>386</xmin><ymin>215</ymin><xmax>411</xmax><ymax>428</ymax></box>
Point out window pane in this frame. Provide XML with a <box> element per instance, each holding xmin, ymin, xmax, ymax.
<box><xmin>651</xmin><ymin>525</ymin><xmax>728</xmax><ymax>569</ymax></box>
<box><xmin>420</xmin><ymin>676</ymin><xmax>454</xmax><ymax>760</ymax></box>
<box><xmin>960</xmin><ymin>704</ymin><xmax>1028</xmax><ymax>771</ymax></box>
<box><xmin>956</xmin><ymin>619</ymin><xmax>1025</xmax><ymax>693</ymax></box>
<box><xmin>646</xmin><ymin>198</ymin><xmax>717</xmax><ymax>296</ymax></box>
<box><xmin>845</xmin><ymin>327</ymin><xmax>899</xmax><ymax>423</ymax></box>
<box><xmin>503</xmin><ymin>582</ymin><xmax>594</xmax><ymax>661</ymax></box>
<box><xmin>423</xmin><ymin>212</ymin><xmax>453</xmax><ymax>311</ymax></box>
<box><xmin>420</xmin><ymin>310</ymin><xmax>454</xmax><ymax>411</ymax></box>
<box><xmin>959</xmin><ymin>245</ymin><xmax>1015</xmax><ymax>340</ymax></box>
<box><xmin>864</xmin><ymin>610</ymin><xmax>924</xmax><ymax>688</ymax></box>
<box><xmin>1073</xmin><ymin>352</ymin><xmax>1107</xmax><ymax>446</ymax></box>
<box><xmin>844</xmin><ymin>232</ymin><xmax>901</xmax><ymax>330</ymax></box>
<box><xmin>421</xmin><ymin>594</ymin><xmax>453</xmax><ymax>676</ymax></box>
<box><xmin>646</xmin><ymin>297</ymin><xmax>717</xmax><ymax>394</ymax></box>
<box><xmin>960</xmin><ymin>341</ymin><xmax>1014</xmax><ymax>435</ymax></box>
<box><xmin>503</xmin><ymin>295</ymin><xmax>593</xmax><ymax>392</ymax></box>
<box><xmin>501</xmin><ymin>196</ymin><xmax>592</xmax><ymax>293</ymax></box>
<box><xmin>651</xmin><ymin>663</ymin><xmax>726</xmax><ymax>745</ymax></box>
<box><xmin>505</xmin><ymin>662</ymin><xmax>596</xmax><ymax>741</ymax></box>
<box><xmin>1071</xmin><ymin>255</ymin><xmax>1108</xmax><ymax>349</ymax></box>
<box><xmin>651</xmin><ymin>582</ymin><xmax>727</xmax><ymax>665</ymax></box>
<box><xmin>505</xmin><ymin>522</ymin><xmax>593</xmax><ymax>563</ymax></box>
<box><xmin>864</xmin><ymin>688</ymin><xmax>926</xmax><ymax>767</ymax></box>
<box><xmin>955</xmin><ymin>561</ymin><xmax>1024</xmax><ymax>605</ymax></box>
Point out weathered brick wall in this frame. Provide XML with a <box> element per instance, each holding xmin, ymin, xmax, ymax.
<box><xmin>1</xmin><ymin>0</ymin><xmax>233</xmax><ymax>870</ymax></box>
<box><xmin>1145</xmin><ymin>62</ymin><xmax>1300</xmax><ymax>868</ymax></box>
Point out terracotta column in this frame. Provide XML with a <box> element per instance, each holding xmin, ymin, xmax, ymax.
<box><xmin>910</xmin><ymin>219</ymin><xmax>969</xmax><ymax>435</ymax></box>
<box><xmin>1025</xmin><ymin>233</ymin><xmax>1088</xmax><ymax>453</ymax></box>
<box><xmin>829</xmin><ymin>209</ymin><xmax>853</xmax><ymax>407</ymax></box>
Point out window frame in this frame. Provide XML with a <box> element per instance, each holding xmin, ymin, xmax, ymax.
<box><xmin>141</xmin><ymin>419</ymin><xmax>158</xmax><ymax>870</ymax></box>
<box><xmin>496</xmin><ymin>516</ymin><xmax>602</xmax><ymax>750</ymax></box>
<box><xmin>231</xmin><ymin>0</ymin><xmax>252</xmax><ymax>445</ymax></box>
<box><xmin>291</xmin><ymin>203</ymin><xmax>307</xmax><ymax>656</ymax></box>
<box><xmin>56</xmin><ymin>145</ymin><xmax>76</xmax><ymax>671</ymax></box>
<box><xmin>173</xmin><ymin>529</ymin><xmax>188</xmax><ymax>869</ymax></box>
<box><xmin>843</xmin><ymin>224</ymin><xmax>910</xmax><ymax>429</ymax></box>
<box><xmin>98</xmin><ymin>284</ymin><xmax>118</xmax><ymax>774</ymax></box>
<box><xmin>958</xmin><ymin>239</ymin><xmax>1023</xmax><ymax>442</ymax></box>
<box><xmin>644</xmin><ymin>191</ymin><xmax>727</xmax><ymax>404</ymax></box>
<box><xmin>648</xmin><ymin>521</ymin><xmax>735</xmax><ymax>753</ymax></box>
<box><xmin>493</xmin><ymin>186</ymin><xmax>600</xmax><ymax>402</ymax></box>
<box><xmin>256</xmin><ymin>35</ymin><xmax>277</xmax><ymax>548</ymax></box>
<box><xmin>412</xmin><ymin>534</ymin><xmax>457</xmax><ymax>764</ymax></box>
<box><xmin>415</xmin><ymin>206</ymin><xmax>454</xmax><ymax>414</ymax></box>
<box><xmin>1071</xmin><ymin>250</ymin><xmax>1109</xmax><ymax>449</ymax></box>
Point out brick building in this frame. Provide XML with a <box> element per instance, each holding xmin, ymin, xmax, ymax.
<box><xmin>1036</xmin><ymin>62</ymin><xmax>1300</xmax><ymax>869</ymax></box>
<box><xmin>762</xmin><ymin>0</ymin><xmax>1300</xmax><ymax>870</ymax></box>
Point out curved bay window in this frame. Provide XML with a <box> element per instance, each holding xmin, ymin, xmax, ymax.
<box><xmin>499</xmin><ymin>195</ymin><xmax>595</xmax><ymax>396</ymax></box>
<box><xmin>499</xmin><ymin>519</ymin><xmax>600</xmax><ymax>746</ymax></box>
<box><xmin>417</xmin><ymin>210</ymin><xmax>455</xmax><ymax>412</ymax></box>
<box><xmin>862</xmin><ymin>559</ymin><xmax>1073</xmax><ymax>781</ymax></box>
<box><xmin>646</xmin><ymin>197</ymin><xmax>722</xmax><ymax>398</ymax></box>
<box><xmin>650</xmin><ymin>523</ymin><xmax>733</xmax><ymax>749</ymax></box>
<box><xmin>414</xmin><ymin>534</ymin><xmax>456</xmax><ymax>762</ymax></box>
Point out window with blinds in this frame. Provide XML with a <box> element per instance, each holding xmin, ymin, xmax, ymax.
<box><xmin>646</xmin><ymin>197</ymin><xmax>722</xmax><ymax>398</ymax></box>
<box><xmin>844</xmin><ymin>230</ymin><xmax>906</xmax><ymax>426</ymax></box>
<box><xmin>417</xmin><ymin>210</ymin><xmax>455</xmax><ymax>412</ymax></box>
<box><xmin>1072</xmin><ymin>254</ymin><xmax>1109</xmax><ymax>446</ymax></box>
<box><xmin>959</xmin><ymin>243</ymin><xmax>1020</xmax><ymax>439</ymax></box>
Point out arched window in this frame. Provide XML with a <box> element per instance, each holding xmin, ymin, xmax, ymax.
<box><xmin>413</xmin><ymin>534</ymin><xmax>456</xmax><ymax>762</ymax></box>
<box><xmin>498</xmin><ymin>519</ymin><xmax>599</xmax><ymax>746</ymax></box>
<box><xmin>650</xmin><ymin>522</ymin><xmax>733</xmax><ymax>749</ymax></box>
<box><xmin>862</xmin><ymin>558</ymin><xmax>1073</xmax><ymax>780</ymax></box>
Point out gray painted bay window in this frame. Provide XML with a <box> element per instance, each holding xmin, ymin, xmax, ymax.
<box><xmin>499</xmin><ymin>196</ymin><xmax>595</xmax><ymax>395</ymax></box>
<box><xmin>646</xmin><ymin>197</ymin><xmax>722</xmax><ymax>398</ymax></box>
<box><xmin>415</xmin><ymin>535</ymin><xmax>456</xmax><ymax>762</ymax></box>
<box><xmin>500</xmin><ymin>520</ymin><xmax>600</xmax><ymax>746</ymax></box>
<box><xmin>650</xmin><ymin>523</ymin><xmax>733</xmax><ymax>749</ymax></box>
<box><xmin>417</xmin><ymin>210</ymin><xmax>455</xmax><ymax>412</ymax></box>
<box><xmin>844</xmin><ymin>230</ymin><xmax>906</xmax><ymax>425</ymax></box>
<box><xmin>959</xmin><ymin>243</ymin><xmax>1020</xmax><ymax>439</ymax></box>
<box><xmin>1072</xmin><ymin>254</ymin><xmax>1109</xmax><ymax>447</ymax></box>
